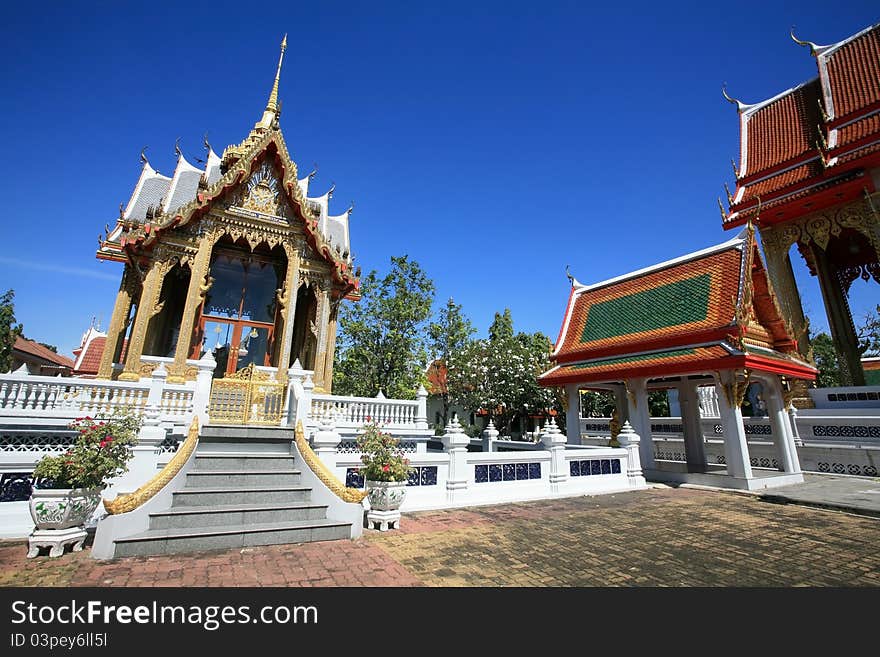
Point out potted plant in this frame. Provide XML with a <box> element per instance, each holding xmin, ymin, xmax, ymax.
<box><xmin>27</xmin><ymin>408</ymin><xmax>140</xmax><ymax>557</ymax></box>
<box><xmin>356</xmin><ymin>420</ymin><xmax>412</xmax><ymax>530</ymax></box>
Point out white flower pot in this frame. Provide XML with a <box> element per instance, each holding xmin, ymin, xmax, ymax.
<box><xmin>28</xmin><ymin>487</ymin><xmax>102</xmax><ymax>531</ymax></box>
<box><xmin>365</xmin><ymin>480</ymin><xmax>407</xmax><ymax>511</ymax></box>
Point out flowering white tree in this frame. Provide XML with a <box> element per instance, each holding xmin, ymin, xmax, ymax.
<box><xmin>447</xmin><ymin>309</ymin><xmax>559</xmax><ymax>437</ymax></box>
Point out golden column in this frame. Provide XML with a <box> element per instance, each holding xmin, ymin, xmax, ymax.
<box><xmin>118</xmin><ymin>257</ymin><xmax>172</xmax><ymax>381</ymax></box>
<box><xmin>321</xmin><ymin>298</ymin><xmax>339</xmax><ymax>393</ymax></box>
<box><xmin>274</xmin><ymin>242</ymin><xmax>301</xmax><ymax>380</ymax></box>
<box><xmin>311</xmin><ymin>281</ymin><xmax>331</xmax><ymax>391</ymax></box>
<box><xmin>760</xmin><ymin>227</ymin><xmax>809</xmax><ymax>356</ymax></box>
<box><xmin>97</xmin><ymin>264</ymin><xmax>136</xmax><ymax>379</ymax></box>
<box><xmin>167</xmin><ymin>232</ymin><xmax>220</xmax><ymax>384</ymax></box>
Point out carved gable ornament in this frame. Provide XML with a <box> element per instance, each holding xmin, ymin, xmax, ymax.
<box><xmin>228</xmin><ymin>162</ymin><xmax>292</xmax><ymax>219</ymax></box>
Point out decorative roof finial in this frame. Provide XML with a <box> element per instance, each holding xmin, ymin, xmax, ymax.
<box><xmin>309</xmin><ymin>162</ymin><xmax>318</xmax><ymax>180</ymax></box>
<box><xmin>731</xmin><ymin>157</ymin><xmax>739</xmax><ymax>178</ymax></box>
<box><xmin>347</xmin><ymin>200</ymin><xmax>355</xmax><ymax>215</ymax></box>
<box><xmin>257</xmin><ymin>34</ymin><xmax>287</xmax><ymax>129</ymax></box>
<box><xmin>722</xmin><ymin>84</ymin><xmax>747</xmax><ymax>112</ymax></box>
<box><xmin>328</xmin><ymin>182</ymin><xmax>336</xmax><ymax>197</ymax></box>
<box><xmin>203</xmin><ymin>133</ymin><xmax>211</xmax><ymax>151</ymax></box>
<box><xmin>139</xmin><ymin>146</ymin><xmax>148</xmax><ymax>165</ymax></box>
<box><xmin>174</xmin><ymin>138</ymin><xmax>182</xmax><ymax>158</ymax></box>
<box><xmin>790</xmin><ymin>26</ymin><xmax>819</xmax><ymax>55</ymax></box>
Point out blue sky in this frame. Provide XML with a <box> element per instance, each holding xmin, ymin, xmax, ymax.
<box><xmin>0</xmin><ymin>2</ymin><xmax>877</xmax><ymax>357</ymax></box>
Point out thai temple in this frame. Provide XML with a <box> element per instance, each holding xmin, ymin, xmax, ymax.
<box><xmin>95</xmin><ymin>34</ymin><xmax>358</xmax><ymax>393</ymax></box>
<box><xmin>720</xmin><ymin>22</ymin><xmax>880</xmax><ymax>387</ymax></box>
<box><xmin>1</xmin><ymin>24</ymin><xmax>879</xmax><ymax>559</ymax></box>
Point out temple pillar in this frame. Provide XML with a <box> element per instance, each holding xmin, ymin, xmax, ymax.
<box><xmin>564</xmin><ymin>384</ymin><xmax>580</xmax><ymax>445</ymax></box>
<box><xmin>625</xmin><ymin>378</ymin><xmax>654</xmax><ymax>469</ymax></box>
<box><xmin>811</xmin><ymin>242</ymin><xmax>865</xmax><ymax>386</ymax></box>
<box><xmin>97</xmin><ymin>265</ymin><xmax>136</xmax><ymax>379</ymax></box>
<box><xmin>311</xmin><ymin>281</ymin><xmax>331</xmax><ymax>391</ymax></box>
<box><xmin>678</xmin><ymin>379</ymin><xmax>707</xmax><ymax>473</ymax></box>
<box><xmin>167</xmin><ymin>234</ymin><xmax>218</xmax><ymax>384</ymax></box>
<box><xmin>762</xmin><ymin>375</ymin><xmax>801</xmax><ymax>474</ymax></box>
<box><xmin>119</xmin><ymin>258</ymin><xmax>172</xmax><ymax>381</ymax></box>
<box><xmin>761</xmin><ymin>230</ymin><xmax>809</xmax><ymax>357</ymax></box>
<box><xmin>322</xmin><ymin>301</ymin><xmax>339</xmax><ymax>393</ymax></box>
<box><xmin>275</xmin><ymin>244</ymin><xmax>301</xmax><ymax>381</ymax></box>
<box><xmin>716</xmin><ymin>371</ymin><xmax>752</xmax><ymax>480</ymax></box>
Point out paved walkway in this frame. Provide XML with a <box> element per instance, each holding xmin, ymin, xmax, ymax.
<box><xmin>1</xmin><ymin>487</ymin><xmax>878</xmax><ymax>587</ymax></box>
<box><xmin>754</xmin><ymin>474</ymin><xmax>880</xmax><ymax>517</ymax></box>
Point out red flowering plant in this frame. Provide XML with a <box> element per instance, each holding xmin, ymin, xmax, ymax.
<box><xmin>355</xmin><ymin>420</ymin><xmax>412</xmax><ymax>483</ymax></box>
<box><xmin>32</xmin><ymin>407</ymin><xmax>142</xmax><ymax>490</ymax></box>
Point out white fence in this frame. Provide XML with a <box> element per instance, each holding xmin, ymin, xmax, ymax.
<box><xmin>312</xmin><ymin>417</ymin><xmax>644</xmax><ymax>511</ymax></box>
<box><xmin>580</xmin><ymin>410</ymin><xmax>880</xmax><ymax>477</ymax></box>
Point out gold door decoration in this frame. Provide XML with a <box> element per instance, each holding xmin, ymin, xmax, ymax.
<box><xmin>208</xmin><ymin>363</ymin><xmax>286</xmax><ymax>425</ymax></box>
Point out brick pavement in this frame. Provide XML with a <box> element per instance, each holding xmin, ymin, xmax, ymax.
<box><xmin>1</xmin><ymin>488</ymin><xmax>877</xmax><ymax>587</ymax></box>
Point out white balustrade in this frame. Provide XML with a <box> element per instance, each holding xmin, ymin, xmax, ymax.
<box><xmin>310</xmin><ymin>393</ymin><xmax>419</xmax><ymax>429</ymax></box>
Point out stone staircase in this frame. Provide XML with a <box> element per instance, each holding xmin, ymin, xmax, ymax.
<box><xmin>112</xmin><ymin>426</ymin><xmax>352</xmax><ymax>557</ymax></box>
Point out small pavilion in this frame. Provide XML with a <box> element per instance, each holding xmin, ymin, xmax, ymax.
<box><xmin>540</xmin><ymin>227</ymin><xmax>815</xmax><ymax>490</ymax></box>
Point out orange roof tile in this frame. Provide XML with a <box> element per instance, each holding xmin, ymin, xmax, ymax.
<box><xmin>741</xmin><ymin>81</ymin><xmax>822</xmax><ymax>177</ymax></box>
<box><xmin>13</xmin><ymin>336</ymin><xmax>75</xmax><ymax>368</ymax></box>
<box><xmin>823</xmin><ymin>26</ymin><xmax>880</xmax><ymax>119</ymax></box>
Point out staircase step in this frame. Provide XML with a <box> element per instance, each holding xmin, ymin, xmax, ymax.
<box><xmin>185</xmin><ymin>470</ymin><xmax>302</xmax><ymax>488</ymax></box>
<box><xmin>193</xmin><ymin>454</ymin><xmax>296</xmax><ymax>472</ymax></box>
<box><xmin>149</xmin><ymin>502</ymin><xmax>329</xmax><ymax>529</ymax></box>
<box><xmin>171</xmin><ymin>486</ymin><xmax>311</xmax><ymax>506</ymax></box>
<box><xmin>113</xmin><ymin>519</ymin><xmax>351</xmax><ymax>557</ymax></box>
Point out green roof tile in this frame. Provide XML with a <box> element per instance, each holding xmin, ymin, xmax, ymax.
<box><xmin>580</xmin><ymin>273</ymin><xmax>711</xmax><ymax>344</ymax></box>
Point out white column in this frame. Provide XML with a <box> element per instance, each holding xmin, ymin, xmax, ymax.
<box><xmin>617</xmin><ymin>421</ymin><xmax>646</xmax><ymax>488</ymax></box>
<box><xmin>541</xmin><ymin>417</ymin><xmax>568</xmax><ymax>490</ymax></box>
<box><xmin>111</xmin><ymin>364</ymin><xmax>167</xmax><ymax>496</ymax></box>
<box><xmin>191</xmin><ymin>351</ymin><xmax>216</xmax><ymax>426</ymax></box>
<box><xmin>284</xmin><ymin>358</ymin><xmax>305</xmax><ymax>426</ymax></box>
<box><xmin>788</xmin><ymin>405</ymin><xmax>803</xmax><ymax>447</ymax></box>
<box><xmin>482</xmin><ymin>419</ymin><xmax>499</xmax><ymax>453</ymax></box>
<box><xmin>311</xmin><ymin>412</ymin><xmax>342</xmax><ymax>471</ymax></box>
<box><xmin>415</xmin><ymin>385</ymin><xmax>428</xmax><ymax>430</ymax></box>
<box><xmin>716</xmin><ymin>371</ymin><xmax>752</xmax><ymax>480</ymax></box>
<box><xmin>564</xmin><ymin>384</ymin><xmax>580</xmax><ymax>445</ymax></box>
<box><xmin>441</xmin><ymin>415</ymin><xmax>470</xmax><ymax>502</ymax></box>
<box><xmin>763</xmin><ymin>376</ymin><xmax>801</xmax><ymax>474</ymax></box>
<box><xmin>625</xmin><ymin>378</ymin><xmax>655</xmax><ymax>470</ymax></box>
<box><xmin>678</xmin><ymin>379</ymin><xmax>707</xmax><ymax>472</ymax></box>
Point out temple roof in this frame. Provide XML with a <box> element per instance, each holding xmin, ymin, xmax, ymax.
<box><xmin>540</xmin><ymin>230</ymin><xmax>816</xmax><ymax>385</ymax></box>
<box><xmin>97</xmin><ymin>37</ymin><xmax>359</xmax><ymax>293</ymax></box>
<box><xmin>724</xmin><ymin>22</ymin><xmax>880</xmax><ymax>228</ymax></box>
<box><xmin>13</xmin><ymin>336</ymin><xmax>75</xmax><ymax>369</ymax></box>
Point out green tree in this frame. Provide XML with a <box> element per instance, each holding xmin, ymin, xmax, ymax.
<box><xmin>447</xmin><ymin>309</ymin><xmax>558</xmax><ymax>437</ymax></box>
<box><xmin>857</xmin><ymin>304</ymin><xmax>880</xmax><ymax>357</ymax></box>
<box><xmin>811</xmin><ymin>332</ymin><xmax>842</xmax><ymax>388</ymax></box>
<box><xmin>579</xmin><ymin>390</ymin><xmax>616</xmax><ymax>417</ymax></box>
<box><xmin>0</xmin><ymin>290</ymin><xmax>23</xmax><ymax>373</ymax></box>
<box><xmin>427</xmin><ymin>297</ymin><xmax>475</xmax><ymax>428</ymax></box>
<box><xmin>333</xmin><ymin>256</ymin><xmax>435</xmax><ymax>399</ymax></box>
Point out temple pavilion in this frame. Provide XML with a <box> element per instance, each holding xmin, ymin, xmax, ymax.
<box><xmin>540</xmin><ymin>227</ymin><xmax>815</xmax><ymax>490</ymax></box>
<box><xmin>95</xmin><ymin>36</ymin><xmax>358</xmax><ymax>391</ymax></box>
<box><xmin>721</xmin><ymin>22</ymin><xmax>880</xmax><ymax>387</ymax></box>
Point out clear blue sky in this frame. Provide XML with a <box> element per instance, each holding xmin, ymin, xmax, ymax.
<box><xmin>0</xmin><ymin>2</ymin><xmax>877</xmax><ymax>357</ymax></box>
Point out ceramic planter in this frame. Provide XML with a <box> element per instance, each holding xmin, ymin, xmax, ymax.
<box><xmin>365</xmin><ymin>480</ymin><xmax>407</xmax><ymax>511</ymax></box>
<box><xmin>28</xmin><ymin>487</ymin><xmax>102</xmax><ymax>531</ymax></box>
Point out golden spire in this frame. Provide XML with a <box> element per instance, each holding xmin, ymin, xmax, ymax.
<box><xmin>257</xmin><ymin>34</ymin><xmax>288</xmax><ymax>129</ymax></box>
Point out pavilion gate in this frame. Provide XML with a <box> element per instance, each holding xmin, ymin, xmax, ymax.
<box><xmin>208</xmin><ymin>363</ymin><xmax>286</xmax><ymax>425</ymax></box>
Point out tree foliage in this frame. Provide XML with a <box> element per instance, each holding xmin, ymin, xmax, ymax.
<box><xmin>333</xmin><ymin>256</ymin><xmax>435</xmax><ymax>399</ymax></box>
<box><xmin>811</xmin><ymin>332</ymin><xmax>842</xmax><ymax>388</ymax></box>
<box><xmin>447</xmin><ymin>309</ymin><xmax>558</xmax><ymax>437</ymax></box>
<box><xmin>427</xmin><ymin>297</ymin><xmax>475</xmax><ymax>428</ymax></box>
<box><xmin>857</xmin><ymin>304</ymin><xmax>880</xmax><ymax>357</ymax></box>
<box><xmin>0</xmin><ymin>289</ymin><xmax>23</xmax><ymax>373</ymax></box>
